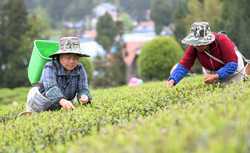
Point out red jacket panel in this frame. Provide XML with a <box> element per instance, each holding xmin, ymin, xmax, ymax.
<box><xmin>179</xmin><ymin>33</ymin><xmax>238</xmax><ymax>71</ymax></box>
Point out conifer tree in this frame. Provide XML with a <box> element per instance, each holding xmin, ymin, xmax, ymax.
<box><xmin>0</xmin><ymin>0</ymin><xmax>29</xmax><ymax>87</ymax></box>
<box><xmin>96</xmin><ymin>12</ymin><xmax>117</xmax><ymax>52</ymax></box>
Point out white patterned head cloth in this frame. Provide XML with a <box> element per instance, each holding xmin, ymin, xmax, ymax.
<box><xmin>49</xmin><ymin>37</ymin><xmax>90</xmax><ymax>57</ymax></box>
<box><xmin>60</xmin><ymin>37</ymin><xmax>80</xmax><ymax>52</ymax></box>
<box><xmin>182</xmin><ymin>22</ymin><xmax>215</xmax><ymax>46</ymax></box>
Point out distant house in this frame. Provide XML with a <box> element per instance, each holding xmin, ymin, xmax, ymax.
<box><xmin>63</xmin><ymin>20</ymin><xmax>84</xmax><ymax>29</ymax></box>
<box><xmin>80</xmin><ymin>30</ymin><xmax>105</xmax><ymax>57</ymax></box>
<box><xmin>121</xmin><ymin>20</ymin><xmax>175</xmax><ymax>81</ymax></box>
<box><xmin>132</xmin><ymin>21</ymin><xmax>155</xmax><ymax>33</ymax></box>
<box><xmin>160</xmin><ymin>26</ymin><xmax>174</xmax><ymax>36</ymax></box>
<box><xmin>122</xmin><ymin>21</ymin><xmax>156</xmax><ymax>80</ymax></box>
<box><xmin>123</xmin><ymin>20</ymin><xmax>155</xmax><ymax>64</ymax></box>
<box><xmin>122</xmin><ymin>33</ymin><xmax>155</xmax><ymax>66</ymax></box>
<box><xmin>80</xmin><ymin>39</ymin><xmax>105</xmax><ymax>58</ymax></box>
<box><xmin>82</xmin><ymin>30</ymin><xmax>97</xmax><ymax>40</ymax></box>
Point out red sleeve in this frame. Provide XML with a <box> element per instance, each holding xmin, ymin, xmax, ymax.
<box><xmin>179</xmin><ymin>46</ymin><xmax>197</xmax><ymax>70</ymax></box>
<box><xmin>217</xmin><ymin>34</ymin><xmax>237</xmax><ymax>63</ymax></box>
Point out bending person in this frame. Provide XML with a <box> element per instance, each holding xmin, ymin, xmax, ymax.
<box><xmin>166</xmin><ymin>22</ymin><xmax>245</xmax><ymax>87</ymax></box>
<box><xmin>21</xmin><ymin>37</ymin><xmax>91</xmax><ymax>115</ymax></box>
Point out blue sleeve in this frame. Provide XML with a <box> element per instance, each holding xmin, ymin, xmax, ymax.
<box><xmin>168</xmin><ymin>64</ymin><xmax>189</xmax><ymax>85</ymax></box>
<box><xmin>216</xmin><ymin>62</ymin><xmax>238</xmax><ymax>80</ymax></box>
<box><xmin>41</xmin><ymin>64</ymin><xmax>65</xmax><ymax>103</ymax></box>
<box><xmin>77</xmin><ymin>64</ymin><xmax>91</xmax><ymax>100</ymax></box>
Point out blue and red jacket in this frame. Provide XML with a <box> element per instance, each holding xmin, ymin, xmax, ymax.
<box><xmin>169</xmin><ymin>33</ymin><xmax>238</xmax><ymax>84</ymax></box>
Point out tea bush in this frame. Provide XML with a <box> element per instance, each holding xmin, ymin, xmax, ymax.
<box><xmin>0</xmin><ymin>76</ymin><xmax>249</xmax><ymax>153</ymax></box>
<box><xmin>55</xmin><ymin>81</ymin><xmax>250</xmax><ymax>153</ymax></box>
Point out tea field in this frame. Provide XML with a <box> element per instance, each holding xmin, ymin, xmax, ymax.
<box><xmin>0</xmin><ymin>76</ymin><xmax>249</xmax><ymax>153</ymax></box>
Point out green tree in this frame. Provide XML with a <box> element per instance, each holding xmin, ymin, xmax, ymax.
<box><xmin>96</xmin><ymin>12</ymin><xmax>118</xmax><ymax>52</ymax></box>
<box><xmin>150</xmin><ymin>0</ymin><xmax>177</xmax><ymax>34</ymax></box>
<box><xmin>25</xmin><ymin>0</ymin><xmax>99</xmax><ymax>27</ymax></box>
<box><xmin>19</xmin><ymin>9</ymin><xmax>52</xmax><ymax>86</ymax></box>
<box><xmin>0</xmin><ymin>0</ymin><xmax>30</xmax><ymax>87</ymax></box>
<box><xmin>138</xmin><ymin>37</ymin><xmax>183</xmax><ymax>80</ymax></box>
<box><xmin>108</xmin><ymin>39</ymin><xmax>126</xmax><ymax>86</ymax></box>
<box><xmin>118</xmin><ymin>13</ymin><xmax>134</xmax><ymax>32</ymax></box>
<box><xmin>46</xmin><ymin>0</ymin><xmax>71</xmax><ymax>26</ymax></box>
<box><xmin>80</xmin><ymin>58</ymin><xmax>94</xmax><ymax>84</ymax></box>
<box><xmin>173</xmin><ymin>0</ymin><xmax>189</xmax><ymax>42</ymax></box>
<box><xmin>185</xmin><ymin>0</ymin><xmax>222</xmax><ymax>30</ymax></box>
<box><xmin>92</xmin><ymin>53</ymin><xmax>126</xmax><ymax>88</ymax></box>
<box><xmin>220</xmin><ymin>0</ymin><xmax>250</xmax><ymax>57</ymax></box>
<box><xmin>173</xmin><ymin>0</ymin><xmax>222</xmax><ymax>42</ymax></box>
<box><xmin>0</xmin><ymin>0</ymin><xmax>52</xmax><ymax>87</ymax></box>
<box><xmin>28</xmin><ymin>7</ymin><xmax>51</xmax><ymax>38</ymax></box>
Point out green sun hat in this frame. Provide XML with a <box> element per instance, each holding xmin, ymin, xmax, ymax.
<box><xmin>49</xmin><ymin>37</ymin><xmax>90</xmax><ymax>58</ymax></box>
<box><xmin>181</xmin><ymin>22</ymin><xmax>215</xmax><ymax>46</ymax></box>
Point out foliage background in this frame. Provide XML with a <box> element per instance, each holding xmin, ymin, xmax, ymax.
<box><xmin>0</xmin><ymin>0</ymin><xmax>250</xmax><ymax>87</ymax></box>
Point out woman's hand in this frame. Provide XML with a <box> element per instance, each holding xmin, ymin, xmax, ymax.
<box><xmin>204</xmin><ymin>74</ymin><xmax>219</xmax><ymax>84</ymax></box>
<box><xmin>59</xmin><ymin>98</ymin><xmax>75</xmax><ymax>110</ymax></box>
<box><xmin>165</xmin><ymin>80</ymin><xmax>175</xmax><ymax>87</ymax></box>
<box><xmin>79</xmin><ymin>95</ymin><xmax>89</xmax><ymax>105</ymax></box>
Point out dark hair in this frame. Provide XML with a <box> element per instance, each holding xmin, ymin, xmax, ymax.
<box><xmin>52</xmin><ymin>55</ymin><xmax>59</xmax><ymax>60</ymax></box>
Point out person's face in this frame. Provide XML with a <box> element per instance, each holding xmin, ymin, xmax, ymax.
<box><xmin>59</xmin><ymin>54</ymin><xmax>80</xmax><ymax>71</ymax></box>
<box><xmin>194</xmin><ymin>45</ymin><xmax>209</xmax><ymax>52</ymax></box>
